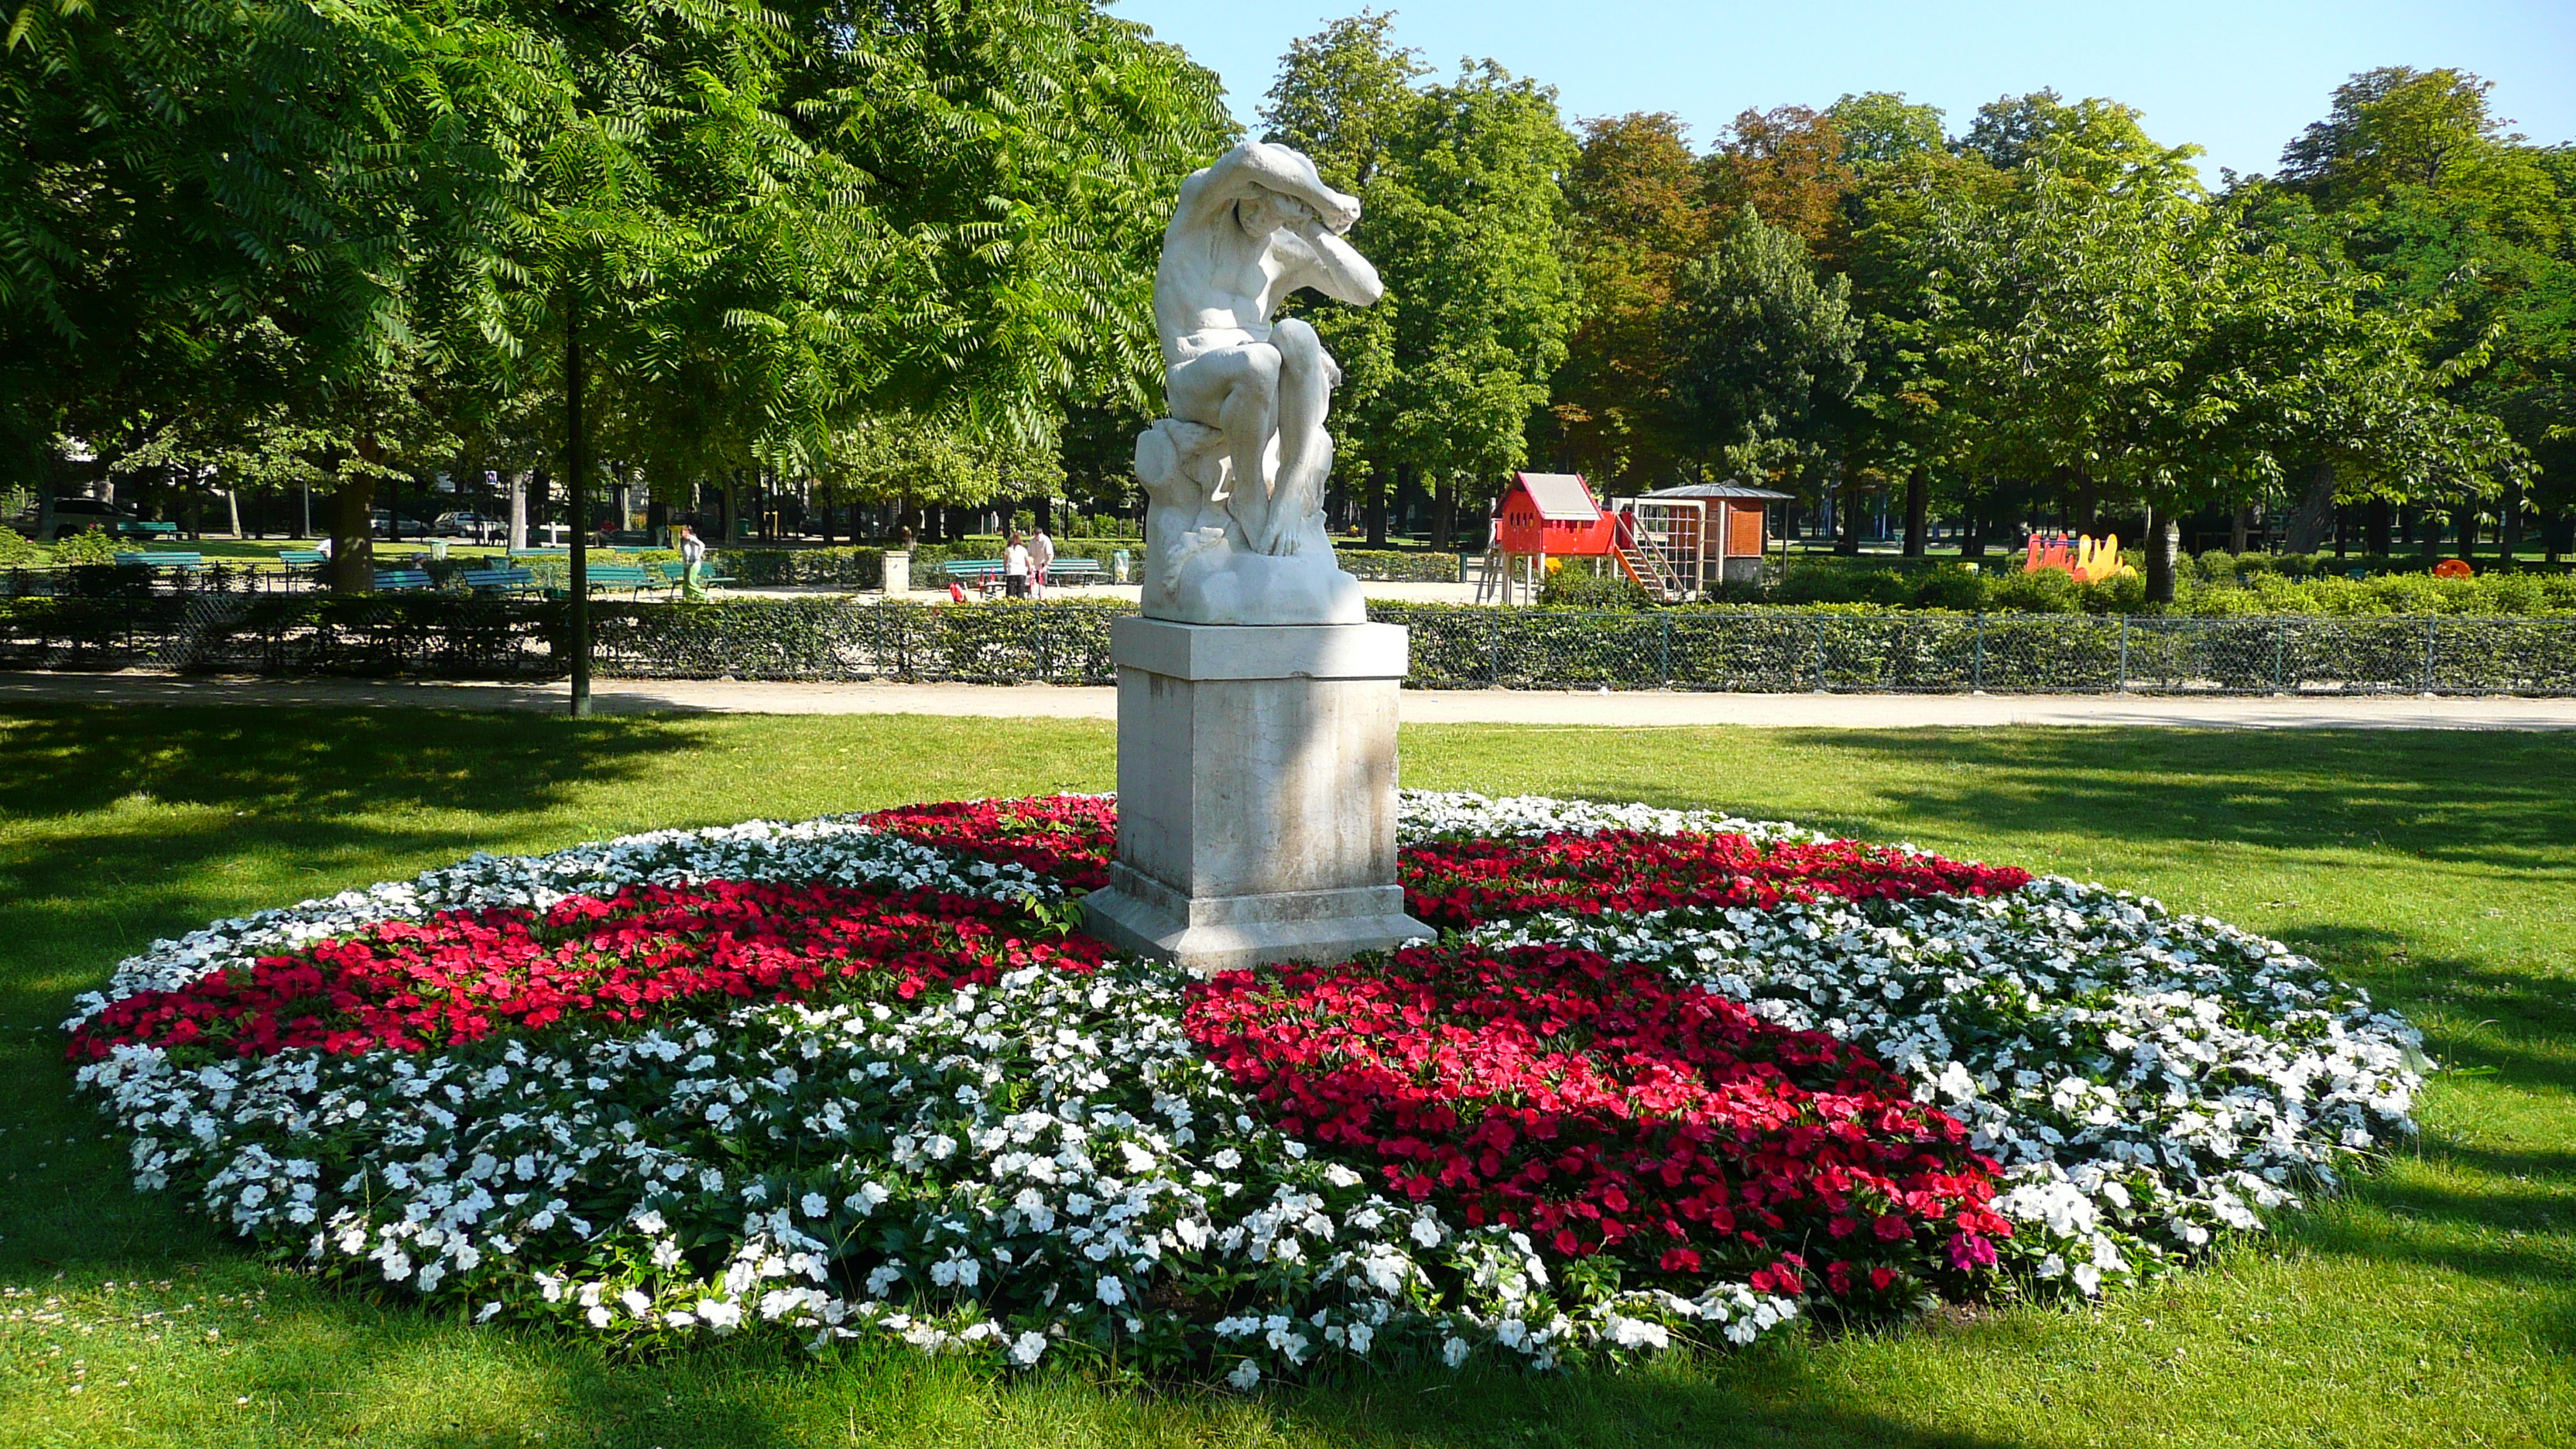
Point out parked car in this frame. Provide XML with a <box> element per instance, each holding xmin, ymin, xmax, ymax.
<box><xmin>433</xmin><ymin>511</ymin><xmax>498</xmax><ymax>540</ymax></box>
<box><xmin>368</xmin><ymin>509</ymin><xmax>435</xmax><ymax>539</ymax></box>
<box><xmin>11</xmin><ymin>496</ymin><xmax>135</xmax><ymax>540</ymax></box>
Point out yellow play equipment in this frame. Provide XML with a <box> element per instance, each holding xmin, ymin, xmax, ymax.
<box><xmin>2022</xmin><ymin>531</ymin><xmax>2136</xmax><ymax>583</ymax></box>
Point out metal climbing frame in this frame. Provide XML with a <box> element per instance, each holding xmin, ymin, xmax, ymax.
<box><xmin>1619</xmin><ymin>502</ymin><xmax>1703</xmax><ymax>598</ymax></box>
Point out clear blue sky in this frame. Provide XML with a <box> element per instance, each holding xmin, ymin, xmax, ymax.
<box><xmin>1108</xmin><ymin>1</ymin><xmax>2576</xmax><ymax>182</ymax></box>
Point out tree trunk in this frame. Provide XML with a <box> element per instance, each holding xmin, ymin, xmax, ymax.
<box><xmin>327</xmin><ymin>442</ymin><xmax>379</xmax><ymax>593</ymax></box>
<box><xmin>2229</xmin><ymin>504</ymin><xmax>2253</xmax><ymax>554</ymax></box>
<box><xmin>2144</xmin><ymin>512</ymin><xmax>2180</xmax><ymax>605</ymax></box>
<box><xmin>2280</xmin><ymin>462</ymin><xmax>2338</xmax><ymax>554</ymax></box>
<box><xmin>2419</xmin><ymin>504</ymin><xmax>2443</xmax><ymax>558</ymax></box>
<box><xmin>2074</xmin><ymin>468</ymin><xmax>2098</xmax><ymax>539</ymax></box>
<box><xmin>567</xmin><ymin>295</ymin><xmax>591</xmax><ymax>718</ymax></box>
<box><xmin>507</xmin><ymin>473</ymin><xmax>529</xmax><ymax>551</ymax></box>
<box><xmin>2366</xmin><ymin>498</ymin><xmax>2391</xmax><ymax>556</ymax></box>
<box><xmin>1901</xmin><ymin>469</ymin><xmax>1928</xmax><ymax>557</ymax></box>
<box><xmin>1834</xmin><ymin>474</ymin><xmax>1861</xmax><ymax>556</ymax></box>
<box><xmin>2500</xmin><ymin>481</ymin><xmax>2524</xmax><ymax>567</ymax></box>
<box><xmin>1366</xmin><ymin>467</ymin><xmax>1394</xmax><ymax>549</ymax></box>
<box><xmin>1430</xmin><ymin>476</ymin><xmax>1456</xmax><ymax>552</ymax></box>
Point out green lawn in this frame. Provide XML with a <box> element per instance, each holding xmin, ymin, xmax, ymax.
<box><xmin>0</xmin><ymin>707</ymin><xmax>2567</xmax><ymax>1448</ymax></box>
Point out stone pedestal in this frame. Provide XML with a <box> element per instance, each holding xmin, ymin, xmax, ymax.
<box><xmin>1081</xmin><ymin>615</ymin><xmax>1434</xmax><ymax>974</ymax></box>
<box><xmin>882</xmin><ymin>549</ymin><xmax>910</xmax><ymax>597</ymax></box>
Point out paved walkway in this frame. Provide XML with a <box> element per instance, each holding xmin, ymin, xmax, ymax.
<box><xmin>5</xmin><ymin>671</ymin><xmax>2573</xmax><ymax>729</ymax></box>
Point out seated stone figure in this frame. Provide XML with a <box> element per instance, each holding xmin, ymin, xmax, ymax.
<box><xmin>1139</xmin><ymin>141</ymin><xmax>1382</xmax><ymax>626</ymax></box>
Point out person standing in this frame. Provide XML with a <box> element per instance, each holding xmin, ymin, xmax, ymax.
<box><xmin>1029</xmin><ymin>525</ymin><xmax>1056</xmax><ymax>601</ymax></box>
<box><xmin>1003</xmin><ymin>530</ymin><xmax>1032</xmax><ymax>599</ymax></box>
<box><xmin>676</xmin><ymin>524</ymin><xmax>707</xmax><ymax>599</ymax></box>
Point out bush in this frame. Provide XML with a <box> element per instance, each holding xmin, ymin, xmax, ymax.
<box><xmin>1336</xmin><ymin>548</ymin><xmax>1460</xmax><ymax>582</ymax></box>
<box><xmin>9</xmin><ymin>592</ymin><xmax>2574</xmax><ymax>694</ymax></box>
<box><xmin>0</xmin><ymin>526</ymin><xmax>39</xmax><ymax>567</ymax></box>
<box><xmin>1539</xmin><ymin>563</ymin><xmax>1651</xmax><ymax>609</ymax></box>
<box><xmin>51</xmin><ymin>526</ymin><xmax>117</xmax><ymax>566</ymax></box>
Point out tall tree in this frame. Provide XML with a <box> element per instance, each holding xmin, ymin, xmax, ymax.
<box><xmin>1262</xmin><ymin>19</ymin><xmax>1574</xmax><ymax>547</ymax></box>
<box><xmin>1260</xmin><ymin>10</ymin><xmax>1425</xmax><ymax>541</ymax></box>
<box><xmin>1705</xmin><ymin>105</ymin><xmax>1855</xmax><ymax>250</ymax></box>
<box><xmin>1547</xmin><ymin>112</ymin><xmax>1713</xmax><ymax>488</ymax></box>
<box><xmin>1669</xmin><ymin>207</ymin><xmax>1862</xmax><ymax>488</ymax></box>
<box><xmin>1963</xmin><ymin>90</ymin><xmax>2205</xmax><ymax>197</ymax></box>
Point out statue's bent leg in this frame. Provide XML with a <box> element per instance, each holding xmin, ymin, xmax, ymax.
<box><xmin>1266</xmin><ymin>318</ymin><xmax>1336</xmax><ymax>556</ymax></box>
<box><xmin>1163</xmin><ymin>343</ymin><xmax>1280</xmax><ymax>547</ymax></box>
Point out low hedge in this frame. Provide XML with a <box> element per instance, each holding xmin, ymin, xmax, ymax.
<box><xmin>1709</xmin><ymin>557</ymin><xmax>2576</xmax><ymax>617</ymax></box>
<box><xmin>7</xmin><ymin>592</ymin><xmax>2572</xmax><ymax>694</ymax></box>
<box><xmin>1334</xmin><ymin>548</ymin><xmax>1462</xmax><ymax>583</ymax></box>
<box><xmin>712</xmin><ymin>540</ymin><xmax>1146</xmax><ymax>591</ymax></box>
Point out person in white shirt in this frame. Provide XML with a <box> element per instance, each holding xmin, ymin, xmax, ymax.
<box><xmin>675</xmin><ymin>524</ymin><xmax>707</xmax><ymax>598</ymax></box>
<box><xmin>1003</xmin><ymin>532</ymin><xmax>1032</xmax><ymax>599</ymax></box>
<box><xmin>1029</xmin><ymin>527</ymin><xmax>1055</xmax><ymax>600</ymax></box>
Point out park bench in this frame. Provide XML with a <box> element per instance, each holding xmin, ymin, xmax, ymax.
<box><xmin>372</xmin><ymin>568</ymin><xmax>433</xmax><ymax>592</ymax></box>
<box><xmin>578</xmin><ymin>562</ymin><xmax>663</xmax><ymax>597</ymax></box>
<box><xmin>115</xmin><ymin>552</ymin><xmax>203</xmax><ymax>571</ymax></box>
<box><xmin>942</xmin><ymin>557</ymin><xmax>1102</xmax><ymax>590</ymax></box>
<box><xmin>277</xmin><ymin>549</ymin><xmax>328</xmax><ymax>568</ymax></box>
<box><xmin>459</xmin><ymin>566</ymin><xmax>537</xmax><ymax>596</ymax></box>
<box><xmin>113</xmin><ymin>521</ymin><xmax>180</xmax><ymax>541</ymax></box>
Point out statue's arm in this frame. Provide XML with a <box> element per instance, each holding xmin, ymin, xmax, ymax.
<box><xmin>1180</xmin><ymin>142</ymin><xmax>1361</xmax><ymax>232</ymax></box>
<box><xmin>1276</xmin><ymin>222</ymin><xmax>1385</xmax><ymax>307</ymax></box>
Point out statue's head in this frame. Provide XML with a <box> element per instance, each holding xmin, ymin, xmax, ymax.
<box><xmin>1236</xmin><ymin>187</ymin><xmax>1316</xmax><ymax>240</ymax></box>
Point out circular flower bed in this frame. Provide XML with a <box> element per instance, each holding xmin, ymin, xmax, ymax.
<box><xmin>65</xmin><ymin>793</ymin><xmax>2424</xmax><ymax>1385</ymax></box>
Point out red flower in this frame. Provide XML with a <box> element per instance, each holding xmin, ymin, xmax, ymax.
<box><xmin>865</xmin><ymin>796</ymin><xmax>1118</xmax><ymax>890</ymax></box>
<box><xmin>1396</xmin><ymin>831</ymin><xmax>2031</xmax><ymax>932</ymax></box>
<box><xmin>1182</xmin><ymin>944</ymin><xmax>2006</xmax><ymax>1300</ymax></box>
<box><xmin>70</xmin><ymin>882</ymin><xmax>1104</xmax><ymax>1063</ymax></box>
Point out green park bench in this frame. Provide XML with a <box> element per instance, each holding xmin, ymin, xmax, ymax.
<box><xmin>277</xmin><ymin>549</ymin><xmax>328</xmax><ymax>568</ymax></box>
<box><xmin>1044</xmin><ymin>557</ymin><xmax>1105</xmax><ymax>587</ymax></box>
<box><xmin>459</xmin><ymin>566</ymin><xmax>537</xmax><ymax>596</ymax></box>
<box><xmin>372</xmin><ymin>568</ymin><xmax>433</xmax><ymax>592</ymax></box>
<box><xmin>115</xmin><ymin>551</ymin><xmax>203</xmax><ymax>571</ymax></box>
<box><xmin>579</xmin><ymin>562</ymin><xmax>663</xmax><ymax>597</ymax></box>
<box><xmin>113</xmin><ymin>521</ymin><xmax>180</xmax><ymax>541</ymax></box>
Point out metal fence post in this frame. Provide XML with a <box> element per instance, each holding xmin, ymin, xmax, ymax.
<box><xmin>2423</xmin><ymin>615</ymin><xmax>2436</xmax><ymax>694</ymax></box>
<box><xmin>1487</xmin><ymin>609</ymin><xmax>1502</xmax><ymax>686</ymax></box>
<box><xmin>2118</xmin><ymin>616</ymin><xmax>2130</xmax><ymax>694</ymax></box>
<box><xmin>1033</xmin><ymin>601</ymin><xmax>1048</xmax><ymax>683</ymax></box>
<box><xmin>1971</xmin><ymin>612</ymin><xmax>1985</xmax><ymax>691</ymax></box>
<box><xmin>1811</xmin><ymin>615</ymin><xmax>1826</xmax><ymax>693</ymax></box>
<box><xmin>2273</xmin><ymin>618</ymin><xmax>2286</xmax><ymax>694</ymax></box>
<box><xmin>1659</xmin><ymin>615</ymin><xmax>1672</xmax><ymax>687</ymax></box>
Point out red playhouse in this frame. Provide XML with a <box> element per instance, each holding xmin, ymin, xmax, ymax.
<box><xmin>1478</xmin><ymin>472</ymin><xmax>1619</xmax><ymax>604</ymax></box>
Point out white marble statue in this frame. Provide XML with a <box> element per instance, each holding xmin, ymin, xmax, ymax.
<box><xmin>1138</xmin><ymin>142</ymin><xmax>1383</xmax><ymax>625</ymax></box>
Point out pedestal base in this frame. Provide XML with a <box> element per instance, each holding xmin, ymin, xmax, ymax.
<box><xmin>1080</xmin><ymin>616</ymin><xmax>1434</xmax><ymax>975</ymax></box>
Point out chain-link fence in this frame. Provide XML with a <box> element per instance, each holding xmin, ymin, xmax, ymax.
<box><xmin>1368</xmin><ymin>607</ymin><xmax>2576</xmax><ymax>694</ymax></box>
<box><xmin>3</xmin><ymin>595</ymin><xmax>2572</xmax><ymax>694</ymax></box>
<box><xmin>0</xmin><ymin>596</ymin><xmax>564</xmax><ymax>677</ymax></box>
